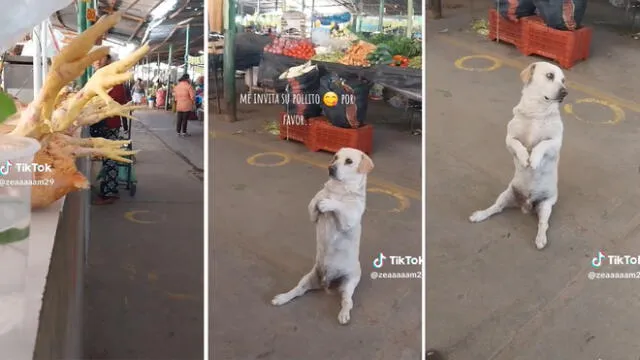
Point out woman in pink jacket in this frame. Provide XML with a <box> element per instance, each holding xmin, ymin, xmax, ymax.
<box><xmin>173</xmin><ymin>74</ymin><xmax>196</xmax><ymax>136</ymax></box>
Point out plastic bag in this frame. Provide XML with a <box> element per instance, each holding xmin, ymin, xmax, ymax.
<box><xmin>281</xmin><ymin>64</ymin><xmax>322</xmax><ymax>119</ymax></box>
<box><xmin>533</xmin><ymin>0</ymin><xmax>587</xmax><ymax>30</ymax></box>
<box><xmin>0</xmin><ymin>0</ymin><xmax>72</xmax><ymax>53</ymax></box>
<box><xmin>495</xmin><ymin>0</ymin><xmax>536</xmax><ymax>21</ymax></box>
<box><xmin>318</xmin><ymin>74</ymin><xmax>371</xmax><ymax>128</ymax></box>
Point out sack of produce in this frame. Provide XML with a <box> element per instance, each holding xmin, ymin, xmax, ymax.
<box><xmin>279</xmin><ymin>62</ymin><xmax>323</xmax><ymax>118</ymax></box>
<box><xmin>318</xmin><ymin>74</ymin><xmax>372</xmax><ymax>128</ymax></box>
<box><xmin>533</xmin><ymin>0</ymin><xmax>587</xmax><ymax>30</ymax></box>
<box><xmin>495</xmin><ymin>0</ymin><xmax>536</xmax><ymax>21</ymax></box>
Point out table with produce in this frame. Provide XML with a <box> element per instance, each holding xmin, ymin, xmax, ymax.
<box><xmin>257</xmin><ymin>31</ymin><xmax>422</xmax><ymax>95</ymax></box>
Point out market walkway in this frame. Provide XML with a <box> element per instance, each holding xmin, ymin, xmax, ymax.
<box><xmin>210</xmin><ymin>104</ymin><xmax>422</xmax><ymax>359</ymax></box>
<box><xmin>84</xmin><ymin>112</ymin><xmax>204</xmax><ymax>359</ymax></box>
<box><xmin>426</xmin><ymin>13</ymin><xmax>640</xmax><ymax>359</ymax></box>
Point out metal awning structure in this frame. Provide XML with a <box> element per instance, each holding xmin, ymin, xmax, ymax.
<box><xmin>236</xmin><ymin>0</ymin><xmax>422</xmax><ymax>16</ymax></box>
<box><xmin>50</xmin><ymin>0</ymin><xmax>205</xmax><ymax>65</ymax></box>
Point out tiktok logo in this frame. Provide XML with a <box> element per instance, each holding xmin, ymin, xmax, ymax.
<box><xmin>372</xmin><ymin>253</ymin><xmax>387</xmax><ymax>269</ymax></box>
<box><xmin>0</xmin><ymin>161</ymin><xmax>12</xmax><ymax>176</ymax></box>
<box><xmin>592</xmin><ymin>251</ymin><xmax>606</xmax><ymax>268</ymax></box>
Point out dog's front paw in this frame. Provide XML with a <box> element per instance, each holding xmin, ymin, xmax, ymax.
<box><xmin>271</xmin><ymin>293</ymin><xmax>291</xmax><ymax>306</ymax></box>
<box><xmin>317</xmin><ymin>199</ymin><xmax>340</xmax><ymax>213</ymax></box>
<box><xmin>337</xmin><ymin>309</ymin><xmax>351</xmax><ymax>325</ymax></box>
<box><xmin>469</xmin><ymin>210</ymin><xmax>488</xmax><ymax>223</ymax></box>
<box><xmin>535</xmin><ymin>234</ymin><xmax>548</xmax><ymax>250</ymax></box>
<box><xmin>529</xmin><ymin>154</ymin><xmax>542</xmax><ymax>170</ymax></box>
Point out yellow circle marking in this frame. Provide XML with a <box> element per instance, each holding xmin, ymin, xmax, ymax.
<box><xmin>454</xmin><ymin>55</ymin><xmax>502</xmax><ymax>72</ymax></box>
<box><xmin>246</xmin><ymin>152</ymin><xmax>291</xmax><ymax>167</ymax></box>
<box><xmin>367</xmin><ymin>187</ymin><xmax>410</xmax><ymax>213</ymax></box>
<box><xmin>563</xmin><ymin>98</ymin><xmax>625</xmax><ymax>125</ymax></box>
<box><xmin>124</xmin><ymin>210</ymin><xmax>161</xmax><ymax>224</ymax></box>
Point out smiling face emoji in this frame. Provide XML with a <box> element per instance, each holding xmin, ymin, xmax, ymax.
<box><xmin>323</xmin><ymin>92</ymin><xmax>338</xmax><ymax>107</ymax></box>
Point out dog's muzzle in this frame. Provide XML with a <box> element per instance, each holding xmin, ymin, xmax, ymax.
<box><xmin>328</xmin><ymin>165</ymin><xmax>337</xmax><ymax>178</ymax></box>
<box><xmin>557</xmin><ymin>88</ymin><xmax>568</xmax><ymax>102</ymax></box>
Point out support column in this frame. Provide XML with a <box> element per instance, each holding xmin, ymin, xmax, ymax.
<box><xmin>378</xmin><ymin>0</ymin><xmax>384</xmax><ymax>32</ymax></box>
<box><xmin>77</xmin><ymin>0</ymin><xmax>89</xmax><ymax>86</ymax></box>
<box><xmin>406</xmin><ymin>0</ymin><xmax>413</xmax><ymax>38</ymax></box>
<box><xmin>223</xmin><ymin>0</ymin><xmax>237</xmax><ymax>121</ymax></box>
<box><xmin>184</xmin><ymin>24</ymin><xmax>191</xmax><ymax>75</ymax></box>
<box><xmin>165</xmin><ymin>44</ymin><xmax>172</xmax><ymax>110</ymax></box>
<box><xmin>32</xmin><ymin>24</ymin><xmax>42</xmax><ymax>100</ymax></box>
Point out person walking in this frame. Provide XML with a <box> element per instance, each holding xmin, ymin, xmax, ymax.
<box><xmin>132</xmin><ymin>78</ymin><xmax>145</xmax><ymax>105</ymax></box>
<box><xmin>173</xmin><ymin>73</ymin><xmax>195</xmax><ymax>136</ymax></box>
<box><xmin>90</xmin><ymin>54</ymin><xmax>131</xmax><ymax>205</ymax></box>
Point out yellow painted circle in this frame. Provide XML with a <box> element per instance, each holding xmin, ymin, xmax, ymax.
<box><xmin>454</xmin><ymin>55</ymin><xmax>502</xmax><ymax>72</ymax></box>
<box><xmin>367</xmin><ymin>187</ymin><xmax>410</xmax><ymax>213</ymax></box>
<box><xmin>563</xmin><ymin>98</ymin><xmax>625</xmax><ymax>125</ymax></box>
<box><xmin>124</xmin><ymin>210</ymin><xmax>163</xmax><ymax>224</ymax></box>
<box><xmin>323</xmin><ymin>91</ymin><xmax>338</xmax><ymax>107</ymax></box>
<box><xmin>246</xmin><ymin>152</ymin><xmax>291</xmax><ymax>167</ymax></box>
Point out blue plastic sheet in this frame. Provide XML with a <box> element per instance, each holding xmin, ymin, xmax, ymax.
<box><xmin>312</xmin><ymin>12</ymin><xmax>352</xmax><ymax>25</ymax></box>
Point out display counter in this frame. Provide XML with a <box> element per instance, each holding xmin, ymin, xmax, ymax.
<box><xmin>7</xmin><ymin>158</ymin><xmax>89</xmax><ymax>359</ymax></box>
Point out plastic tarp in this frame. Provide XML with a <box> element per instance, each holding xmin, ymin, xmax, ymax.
<box><xmin>0</xmin><ymin>0</ymin><xmax>72</xmax><ymax>53</ymax></box>
<box><xmin>257</xmin><ymin>53</ymin><xmax>421</xmax><ymax>97</ymax></box>
<box><xmin>234</xmin><ymin>32</ymin><xmax>273</xmax><ymax>70</ymax></box>
<box><xmin>312</xmin><ymin>12</ymin><xmax>352</xmax><ymax>25</ymax></box>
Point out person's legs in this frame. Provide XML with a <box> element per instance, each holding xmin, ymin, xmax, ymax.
<box><xmin>181</xmin><ymin>111</ymin><xmax>189</xmax><ymax>134</ymax></box>
<box><xmin>176</xmin><ymin>112</ymin><xmax>184</xmax><ymax>134</ymax></box>
<box><xmin>97</xmin><ymin>128</ymin><xmax>121</xmax><ymax>202</ymax></box>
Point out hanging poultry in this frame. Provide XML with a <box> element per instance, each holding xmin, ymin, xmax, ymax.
<box><xmin>1</xmin><ymin>11</ymin><xmax>149</xmax><ymax>209</ymax></box>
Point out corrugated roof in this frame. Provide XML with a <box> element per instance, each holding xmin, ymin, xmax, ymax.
<box><xmin>236</xmin><ymin>0</ymin><xmax>423</xmax><ymax>16</ymax></box>
<box><xmin>51</xmin><ymin>0</ymin><xmax>204</xmax><ymax>65</ymax></box>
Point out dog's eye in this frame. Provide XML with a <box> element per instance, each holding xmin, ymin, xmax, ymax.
<box><xmin>345</xmin><ymin>158</ymin><xmax>353</xmax><ymax>165</ymax></box>
<box><xmin>546</xmin><ymin>72</ymin><xmax>554</xmax><ymax>81</ymax></box>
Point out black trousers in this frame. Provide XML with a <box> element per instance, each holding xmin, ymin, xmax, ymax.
<box><xmin>176</xmin><ymin>111</ymin><xmax>189</xmax><ymax>133</ymax></box>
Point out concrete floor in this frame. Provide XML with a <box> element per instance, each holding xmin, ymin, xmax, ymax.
<box><xmin>210</xmin><ymin>104</ymin><xmax>422</xmax><ymax>359</ymax></box>
<box><xmin>84</xmin><ymin>111</ymin><xmax>204</xmax><ymax>359</ymax></box>
<box><xmin>427</xmin><ymin>13</ymin><xmax>640</xmax><ymax>360</ymax></box>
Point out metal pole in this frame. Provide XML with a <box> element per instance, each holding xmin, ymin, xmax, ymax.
<box><xmin>157</xmin><ymin>52</ymin><xmax>160</xmax><ymax>82</ymax></box>
<box><xmin>378</xmin><ymin>0</ymin><xmax>384</xmax><ymax>32</ymax></box>
<box><xmin>351</xmin><ymin>0</ymin><xmax>359</xmax><ymax>32</ymax></box>
<box><xmin>77</xmin><ymin>0</ymin><xmax>89</xmax><ymax>85</ymax></box>
<box><xmin>406</xmin><ymin>0</ymin><xmax>413</xmax><ymax>38</ymax></box>
<box><xmin>223</xmin><ymin>0</ymin><xmax>237</xmax><ymax>121</ymax></box>
<box><xmin>257</xmin><ymin>0</ymin><xmax>260</xmax><ymax>14</ymax></box>
<box><xmin>311</xmin><ymin>0</ymin><xmax>315</xmax><ymax>28</ymax></box>
<box><xmin>184</xmin><ymin>24</ymin><xmax>191</xmax><ymax>75</ymax></box>
<box><xmin>32</xmin><ymin>24</ymin><xmax>42</xmax><ymax>100</ymax></box>
<box><xmin>165</xmin><ymin>44</ymin><xmax>172</xmax><ymax>110</ymax></box>
<box><xmin>40</xmin><ymin>21</ymin><xmax>49</xmax><ymax>84</ymax></box>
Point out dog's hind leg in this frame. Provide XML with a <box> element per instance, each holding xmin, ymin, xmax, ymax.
<box><xmin>534</xmin><ymin>196</ymin><xmax>556</xmax><ymax>250</ymax></box>
<box><xmin>469</xmin><ymin>187</ymin><xmax>516</xmax><ymax>223</ymax></box>
<box><xmin>337</xmin><ymin>268</ymin><xmax>361</xmax><ymax>325</ymax></box>
<box><xmin>271</xmin><ymin>267</ymin><xmax>321</xmax><ymax>306</ymax></box>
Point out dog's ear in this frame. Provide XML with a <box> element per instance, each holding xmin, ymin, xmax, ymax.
<box><xmin>520</xmin><ymin>63</ymin><xmax>536</xmax><ymax>85</ymax></box>
<box><xmin>357</xmin><ymin>153</ymin><xmax>374</xmax><ymax>174</ymax></box>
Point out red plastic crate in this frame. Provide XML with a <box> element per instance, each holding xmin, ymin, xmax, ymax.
<box><xmin>488</xmin><ymin>8</ymin><xmax>524</xmax><ymax>49</ymax></box>
<box><xmin>278</xmin><ymin>112</ymin><xmax>310</xmax><ymax>143</ymax></box>
<box><xmin>521</xmin><ymin>16</ymin><xmax>592</xmax><ymax>69</ymax></box>
<box><xmin>306</xmin><ymin>118</ymin><xmax>373</xmax><ymax>154</ymax></box>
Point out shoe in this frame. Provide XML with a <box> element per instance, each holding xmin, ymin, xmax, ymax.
<box><xmin>177</xmin><ymin>132</ymin><xmax>184</xmax><ymax>137</ymax></box>
<box><xmin>92</xmin><ymin>197</ymin><xmax>116</xmax><ymax>205</ymax></box>
<box><xmin>426</xmin><ymin>350</ymin><xmax>445</xmax><ymax>360</ymax></box>
<box><xmin>182</xmin><ymin>132</ymin><xmax>191</xmax><ymax>136</ymax></box>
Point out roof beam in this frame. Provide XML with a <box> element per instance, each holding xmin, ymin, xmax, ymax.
<box><xmin>128</xmin><ymin>0</ymin><xmax>166</xmax><ymax>42</ymax></box>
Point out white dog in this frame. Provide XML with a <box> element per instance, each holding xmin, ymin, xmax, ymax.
<box><xmin>272</xmin><ymin>147</ymin><xmax>374</xmax><ymax>324</ymax></box>
<box><xmin>469</xmin><ymin>61</ymin><xmax>568</xmax><ymax>250</ymax></box>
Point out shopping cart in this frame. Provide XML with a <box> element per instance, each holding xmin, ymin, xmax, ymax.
<box><xmin>96</xmin><ymin>117</ymin><xmax>137</xmax><ymax>196</ymax></box>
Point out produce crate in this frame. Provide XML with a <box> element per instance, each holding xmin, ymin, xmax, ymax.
<box><xmin>521</xmin><ymin>16</ymin><xmax>592</xmax><ymax>69</ymax></box>
<box><xmin>306</xmin><ymin>117</ymin><xmax>373</xmax><ymax>155</ymax></box>
<box><xmin>278</xmin><ymin>112</ymin><xmax>310</xmax><ymax>143</ymax></box>
<box><xmin>488</xmin><ymin>8</ymin><xmax>525</xmax><ymax>49</ymax></box>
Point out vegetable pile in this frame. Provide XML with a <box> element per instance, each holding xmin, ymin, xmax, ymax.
<box><xmin>312</xmin><ymin>52</ymin><xmax>343</xmax><ymax>62</ymax></box>
<box><xmin>264</xmin><ymin>38</ymin><xmax>316</xmax><ymax>60</ymax></box>
<box><xmin>338</xmin><ymin>41</ymin><xmax>376</xmax><ymax>67</ymax></box>
<box><xmin>366</xmin><ymin>44</ymin><xmax>393</xmax><ymax>65</ymax></box>
<box><xmin>390</xmin><ymin>55</ymin><xmax>409</xmax><ymax>67</ymax></box>
<box><xmin>408</xmin><ymin>56</ymin><xmax>422</xmax><ymax>69</ymax></box>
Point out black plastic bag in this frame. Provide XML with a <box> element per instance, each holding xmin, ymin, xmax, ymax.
<box><xmin>318</xmin><ymin>74</ymin><xmax>372</xmax><ymax>128</ymax></box>
<box><xmin>533</xmin><ymin>0</ymin><xmax>587</xmax><ymax>30</ymax></box>
<box><xmin>495</xmin><ymin>0</ymin><xmax>536</xmax><ymax>21</ymax></box>
<box><xmin>282</xmin><ymin>66</ymin><xmax>323</xmax><ymax>119</ymax></box>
